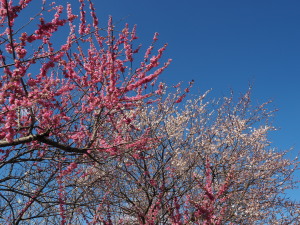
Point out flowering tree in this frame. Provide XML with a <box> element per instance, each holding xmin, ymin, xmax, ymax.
<box><xmin>0</xmin><ymin>0</ymin><xmax>170</xmax><ymax>224</ymax></box>
<box><xmin>81</xmin><ymin>88</ymin><xmax>299</xmax><ymax>224</ymax></box>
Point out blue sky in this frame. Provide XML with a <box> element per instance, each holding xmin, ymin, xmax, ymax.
<box><xmin>90</xmin><ymin>0</ymin><xmax>300</xmax><ymax>199</ymax></box>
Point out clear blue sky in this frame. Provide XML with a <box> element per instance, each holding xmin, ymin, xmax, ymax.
<box><xmin>90</xmin><ymin>0</ymin><xmax>300</xmax><ymax>198</ymax></box>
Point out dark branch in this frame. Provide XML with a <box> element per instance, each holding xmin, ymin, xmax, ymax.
<box><xmin>37</xmin><ymin>136</ymin><xmax>87</xmax><ymax>154</ymax></box>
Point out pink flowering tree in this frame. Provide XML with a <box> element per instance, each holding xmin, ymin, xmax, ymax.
<box><xmin>0</xmin><ymin>0</ymin><xmax>170</xmax><ymax>223</ymax></box>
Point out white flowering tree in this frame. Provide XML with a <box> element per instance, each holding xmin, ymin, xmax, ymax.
<box><xmin>82</xmin><ymin>88</ymin><xmax>299</xmax><ymax>224</ymax></box>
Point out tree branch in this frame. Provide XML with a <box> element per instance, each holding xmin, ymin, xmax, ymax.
<box><xmin>37</xmin><ymin>136</ymin><xmax>87</xmax><ymax>154</ymax></box>
<box><xmin>0</xmin><ymin>132</ymin><xmax>49</xmax><ymax>147</ymax></box>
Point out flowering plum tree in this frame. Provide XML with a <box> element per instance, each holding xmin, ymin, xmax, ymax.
<box><xmin>0</xmin><ymin>0</ymin><xmax>170</xmax><ymax>223</ymax></box>
<box><xmin>81</xmin><ymin>89</ymin><xmax>299</xmax><ymax>224</ymax></box>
